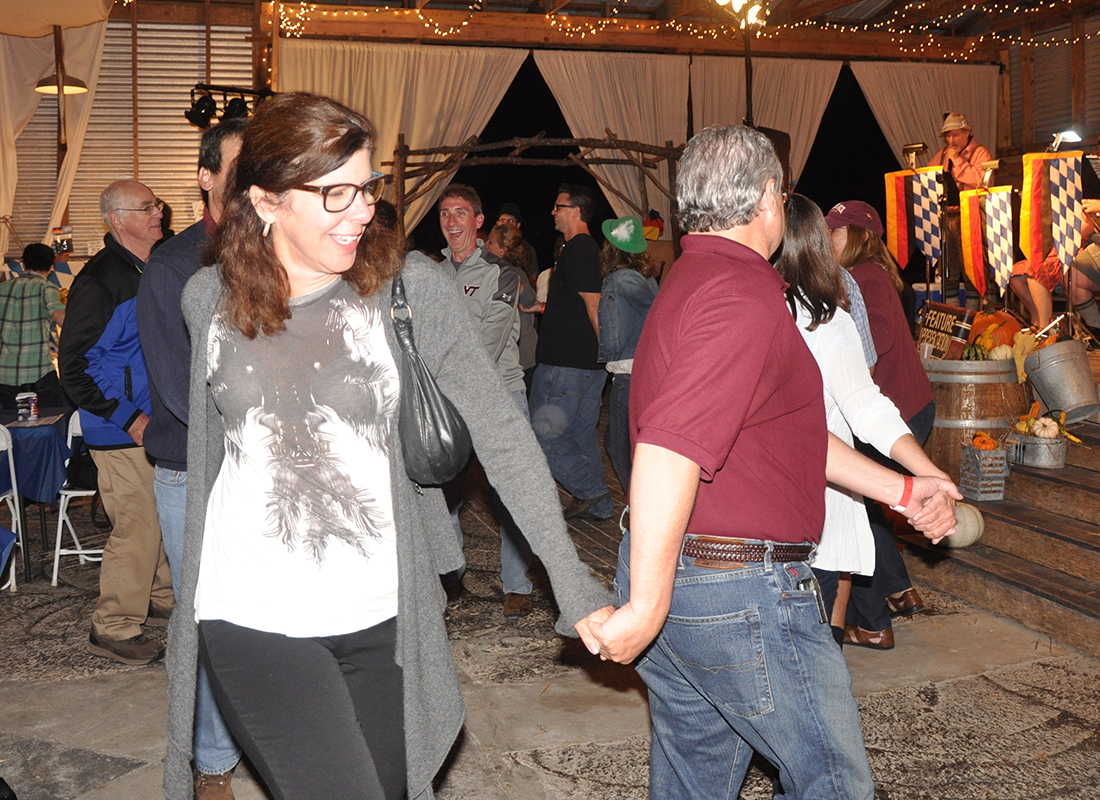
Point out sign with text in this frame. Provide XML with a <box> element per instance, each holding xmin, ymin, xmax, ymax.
<box><xmin>916</xmin><ymin>302</ymin><xmax>976</xmax><ymax>360</ymax></box>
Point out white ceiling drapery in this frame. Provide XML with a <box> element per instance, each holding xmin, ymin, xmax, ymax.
<box><xmin>0</xmin><ymin>21</ymin><xmax>106</xmax><ymax>256</ymax></box>
<box><xmin>533</xmin><ymin>50</ymin><xmax>689</xmax><ymax>236</ymax></box>
<box><xmin>690</xmin><ymin>55</ymin><xmax>843</xmax><ymax>186</ymax></box>
<box><xmin>280</xmin><ymin>39</ymin><xmax>527</xmax><ymax>230</ymax></box>
<box><xmin>848</xmin><ymin>62</ymin><xmax>1001</xmax><ymax>169</ymax></box>
<box><xmin>0</xmin><ymin>0</ymin><xmax>111</xmax><ymax>38</ymax></box>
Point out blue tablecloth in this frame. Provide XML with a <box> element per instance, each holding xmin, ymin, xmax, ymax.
<box><xmin>0</xmin><ymin>411</ymin><xmax>71</xmax><ymax>504</ymax></box>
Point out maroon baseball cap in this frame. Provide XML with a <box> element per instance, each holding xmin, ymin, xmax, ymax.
<box><xmin>824</xmin><ymin>201</ymin><xmax>883</xmax><ymax>236</ymax></box>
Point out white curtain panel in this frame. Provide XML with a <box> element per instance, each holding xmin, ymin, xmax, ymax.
<box><xmin>0</xmin><ymin>0</ymin><xmax>111</xmax><ymax>38</ymax></box>
<box><xmin>0</xmin><ymin>21</ymin><xmax>105</xmax><ymax>256</ymax></box>
<box><xmin>46</xmin><ymin>22</ymin><xmax>108</xmax><ymax>243</ymax></box>
<box><xmin>281</xmin><ymin>39</ymin><xmax>526</xmax><ymax>230</ymax></box>
<box><xmin>533</xmin><ymin>50</ymin><xmax>689</xmax><ymax>235</ymax></box>
<box><xmin>690</xmin><ymin>56</ymin><xmax>842</xmax><ymax>185</ymax></box>
<box><xmin>849</xmin><ymin>62</ymin><xmax>1000</xmax><ymax>169</ymax></box>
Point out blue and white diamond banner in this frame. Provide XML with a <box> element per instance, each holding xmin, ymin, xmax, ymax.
<box><xmin>1049</xmin><ymin>154</ymin><xmax>1083</xmax><ymax>273</ymax></box>
<box><xmin>983</xmin><ymin>186</ymin><xmax>1015</xmax><ymax>298</ymax></box>
<box><xmin>911</xmin><ymin>167</ymin><xmax>942</xmax><ymax>263</ymax></box>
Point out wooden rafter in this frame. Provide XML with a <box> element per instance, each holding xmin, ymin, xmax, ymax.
<box><xmin>960</xmin><ymin>0</ymin><xmax>1100</xmax><ymax>35</ymax></box>
<box><xmin>654</xmin><ymin>0</ymin><xmax>709</xmax><ymax>21</ymax></box>
<box><xmin>789</xmin><ymin>0</ymin><xmax>864</xmax><ymax>24</ymax></box>
<box><xmin>527</xmin><ymin>0</ymin><xmax>576</xmax><ymax>14</ymax></box>
<box><xmin>267</xmin><ymin>5</ymin><xmax>1003</xmax><ymax>60</ymax></box>
<box><xmin>867</xmin><ymin>0</ymin><xmax>909</xmax><ymax>25</ymax></box>
<box><xmin>879</xmin><ymin>0</ymin><xmax>973</xmax><ymax>29</ymax></box>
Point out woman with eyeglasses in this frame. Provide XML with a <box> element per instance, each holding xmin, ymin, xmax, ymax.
<box><xmin>163</xmin><ymin>92</ymin><xmax>610</xmax><ymax>800</ymax></box>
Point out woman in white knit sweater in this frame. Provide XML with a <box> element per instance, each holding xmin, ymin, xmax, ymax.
<box><xmin>774</xmin><ymin>194</ymin><xmax>951</xmax><ymax>648</ymax></box>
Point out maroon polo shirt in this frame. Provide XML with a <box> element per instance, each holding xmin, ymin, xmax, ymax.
<box><xmin>630</xmin><ymin>234</ymin><xmax>828</xmax><ymax>543</ymax></box>
<box><xmin>848</xmin><ymin>260</ymin><xmax>933</xmax><ymax>424</ymax></box>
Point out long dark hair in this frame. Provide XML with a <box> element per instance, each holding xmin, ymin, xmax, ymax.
<box><xmin>774</xmin><ymin>193</ymin><xmax>848</xmax><ymax>331</ymax></box>
<box><xmin>211</xmin><ymin>92</ymin><xmax>403</xmax><ymax>339</ymax></box>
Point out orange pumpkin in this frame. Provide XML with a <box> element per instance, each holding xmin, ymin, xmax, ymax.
<box><xmin>967</xmin><ymin>310</ymin><xmax>1022</xmax><ymax>348</ymax></box>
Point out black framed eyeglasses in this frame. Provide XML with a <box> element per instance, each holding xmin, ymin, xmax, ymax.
<box><xmin>298</xmin><ymin>172</ymin><xmax>386</xmax><ymax>213</ymax></box>
<box><xmin>553</xmin><ymin>203</ymin><xmax>577</xmax><ymax>212</ymax></box>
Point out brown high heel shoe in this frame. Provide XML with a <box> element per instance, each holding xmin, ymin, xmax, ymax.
<box><xmin>843</xmin><ymin>625</ymin><xmax>895</xmax><ymax>650</ymax></box>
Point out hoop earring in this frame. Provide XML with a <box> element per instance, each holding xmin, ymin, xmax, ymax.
<box><xmin>262</xmin><ymin>221</ymin><xmax>272</xmax><ymax>238</ymax></box>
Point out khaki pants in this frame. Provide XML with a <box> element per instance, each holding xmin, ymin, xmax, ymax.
<box><xmin>90</xmin><ymin>447</ymin><xmax>174</xmax><ymax>640</ymax></box>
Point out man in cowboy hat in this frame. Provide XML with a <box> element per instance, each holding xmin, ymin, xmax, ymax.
<box><xmin>929</xmin><ymin>111</ymin><xmax>991</xmax><ymax>194</ymax></box>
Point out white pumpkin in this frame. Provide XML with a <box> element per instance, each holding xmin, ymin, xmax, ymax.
<box><xmin>1031</xmin><ymin>416</ymin><xmax>1060</xmax><ymax>438</ymax></box>
<box><xmin>988</xmin><ymin>344</ymin><xmax>1014</xmax><ymax>361</ymax></box>
<box><xmin>944</xmin><ymin>503</ymin><xmax>984</xmax><ymax>548</ymax></box>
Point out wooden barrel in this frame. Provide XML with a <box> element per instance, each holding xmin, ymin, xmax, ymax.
<box><xmin>923</xmin><ymin>359</ymin><xmax>1030</xmax><ymax>483</ymax></box>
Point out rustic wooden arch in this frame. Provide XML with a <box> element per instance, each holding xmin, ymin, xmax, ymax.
<box><xmin>379</xmin><ymin>129</ymin><xmax>684</xmax><ymax>245</ymax></box>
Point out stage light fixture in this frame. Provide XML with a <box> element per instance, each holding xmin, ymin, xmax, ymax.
<box><xmin>903</xmin><ymin>142</ymin><xmax>927</xmax><ymax>171</ymax></box>
<box><xmin>34</xmin><ymin>74</ymin><xmax>88</xmax><ymax>95</ymax></box>
<box><xmin>1050</xmin><ymin>129</ymin><xmax>1082</xmax><ymax>151</ymax></box>
<box><xmin>222</xmin><ymin>97</ymin><xmax>250</xmax><ymax>121</ymax></box>
<box><xmin>185</xmin><ymin>92</ymin><xmax>217</xmax><ymax>129</ymax></box>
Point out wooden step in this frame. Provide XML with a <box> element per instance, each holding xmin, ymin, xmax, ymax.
<box><xmin>902</xmin><ymin>536</ymin><xmax>1100</xmax><ymax>659</ymax></box>
<box><xmin>999</xmin><ymin>463</ymin><xmax>1100</xmax><ymax>527</ymax></box>
<box><xmin>1064</xmin><ymin>420</ymin><xmax>1100</xmax><ymax>471</ymax></box>
<box><xmin>970</xmin><ymin>500</ymin><xmax>1100</xmax><ymax>585</ymax></box>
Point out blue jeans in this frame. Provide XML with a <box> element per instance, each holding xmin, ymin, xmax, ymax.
<box><xmin>529</xmin><ymin>364</ymin><xmax>612</xmax><ymax>518</ymax></box>
<box><xmin>445</xmin><ymin>391</ymin><xmax>534</xmax><ymax>595</ymax></box>
<box><xmin>615</xmin><ymin>530</ymin><xmax>874</xmax><ymax>800</ymax></box>
<box><xmin>604</xmin><ymin>373</ymin><xmax>632</xmax><ymax>495</ymax></box>
<box><xmin>154</xmin><ymin>466</ymin><xmax>241</xmax><ymax>775</ymax></box>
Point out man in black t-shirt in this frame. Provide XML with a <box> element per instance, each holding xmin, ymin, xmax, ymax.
<box><xmin>529</xmin><ymin>184</ymin><xmax>612</xmax><ymax>521</ymax></box>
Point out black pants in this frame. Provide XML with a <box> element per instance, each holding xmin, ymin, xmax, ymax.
<box><xmin>198</xmin><ymin>616</ymin><xmax>406</xmax><ymax>800</ymax></box>
<box><xmin>847</xmin><ymin>400</ymin><xmax>936</xmax><ymax>632</ymax></box>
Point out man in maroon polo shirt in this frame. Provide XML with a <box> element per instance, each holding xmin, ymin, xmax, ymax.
<box><xmin>578</xmin><ymin>125</ymin><xmax>960</xmax><ymax>800</ymax></box>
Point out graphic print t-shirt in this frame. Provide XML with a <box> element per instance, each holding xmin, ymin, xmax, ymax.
<box><xmin>195</xmin><ymin>278</ymin><xmax>401</xmax><ymax>637</ymax></box>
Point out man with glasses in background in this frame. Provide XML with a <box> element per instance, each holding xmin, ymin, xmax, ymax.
<box><xmin>59</xmin><ymin>180</ymin><xmax>174</xmax><ymax>667</ymax></box>
<box><xmin>138</xmin><ymin>120</ymin><xmax>245</xmax><ymax>798</ymax></box>
<box><xmin>529</xmin><ymin>184</ymin><xmax>612</xmax><ymax>521</ymax></box>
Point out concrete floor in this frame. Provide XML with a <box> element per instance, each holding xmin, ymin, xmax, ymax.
<box><xmin>3</xmin><ymin>480</ymin><xmax>1098</xmax><ymax>799</ymax></box>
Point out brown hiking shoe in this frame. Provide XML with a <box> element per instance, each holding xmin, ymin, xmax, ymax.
<box><xmin>194</xmin><ymin>769</ymin><xmax>234</xmax><ymax>800</ymax></box>
<box><xmin>87</xmin><ymin>631</ymin><xmax>165</xmax><ymax>665</ymax></box>
<box><xmin>503</xmin><ymin>592</ymin><xmax>533</xmax><ymax>619</ymax></box>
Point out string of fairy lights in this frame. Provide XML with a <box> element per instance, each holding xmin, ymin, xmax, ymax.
<box><xmin>115</xmin><ymin>1</ymin><xmax>1098</xmax><ymax>59</ymax></box>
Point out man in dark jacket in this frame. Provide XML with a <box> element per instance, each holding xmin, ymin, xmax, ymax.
<box><xmin>58</xmin><ymin>179</ymin><xmax>173</xmax><ymax>666</ymax></box>
<box><xmin>137</xmin><ymin>120</ymin><xmax>244</xmax><ymax>797</ymax></box>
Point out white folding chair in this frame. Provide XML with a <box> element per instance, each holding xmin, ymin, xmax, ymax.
<box><xmin>0</xmin><ymin>426</ymin><xmax>23</xmax><ymax>592</ymax></box>
<box><xmin>52</xmin><ymin>413</ymin><xmax>101</xmax><ymax>586</ymax></box>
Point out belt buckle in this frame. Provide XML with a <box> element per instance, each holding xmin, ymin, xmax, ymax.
<box><xmin>693</xmin><ymin>558</ymin><xmax>745</xmax><ymax>570</ymax></box>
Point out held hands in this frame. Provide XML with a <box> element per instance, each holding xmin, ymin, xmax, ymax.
<box><xmin>575</xmin><ymin>602</ymin><xmax>666</xmax><ymax>664</ymax></box>
<box><xmin>900</xmin><ymin>477</ymin><xmax>962</xmax><ymax>544</ymax></box>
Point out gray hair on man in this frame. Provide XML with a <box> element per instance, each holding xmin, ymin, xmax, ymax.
<box><xmin>99</xmin><ymin>181</ymin><xmax>131</xmax><ymax>228</ymax></box>
<box><xmin>676</xmin><ymin>125</ymin><xmax>783</xmax><ymax>234</ymax></box>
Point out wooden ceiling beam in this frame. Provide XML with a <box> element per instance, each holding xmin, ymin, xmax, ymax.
<box><xmin>789</xmin><ymin>0</ymin><xmax>865</xmax><ymax>25</ymax></box>
<box><xmin>867</xmin><ymin>0</ymin><xmax>909</xmax><ymax>25</ymax></box>
<box><xmin>654</xmin><ymin>0</ymin><xmax>710</xmax><ymax>21</ymax></box>
<box><xmin>963</xmin><ymin>0</ymin><xmax>1100</xmax><ymax>35</ymax></box>
<box><xmin>267</xmin><ymin>4</ymin><xmax>1001</xmax><ymax>60</ymax></box>
<box><xmin>527</xmin><ymin>0</ymin><xmax>577</xmax><ymax>14</ymax></box>
<box><xmin>109</xmin><ymin>0</ymin><xmax>252</xmax><ymax>25</ymax></box>
<box><xmin>880</xmin><ymin>0</ymin><xmax>972</xmax><ymax>29</ymax></box>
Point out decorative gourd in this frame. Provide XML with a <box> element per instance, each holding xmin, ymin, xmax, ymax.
<box><xmin>988</xmin><ymin>344</ymin><xmax>1014</xmax><ymax>361</ymax></box>
<box><xmin>944</xmin><ymin>503</ymin><xmax>985</xmax><ymax>548</ymax></box>
<box><xmin>968</xmin><ymin>310</ymin><xmax>1023</xmax><ymax>348</ymax></box>
<box><xmin>962</xmin><ymin>343</ymin><xmax>987</xmax><ymax>360</ymax></box>
<box><xmin>1032</xmin><ymin>417</ymin><xmax>1060</xmax><ymax>438</ymax></box>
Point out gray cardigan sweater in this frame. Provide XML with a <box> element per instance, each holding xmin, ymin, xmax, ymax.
<box><xmin>163</xmin><ymin>252</ymin><xmax>612</xmax><ymax>800</ymax></box>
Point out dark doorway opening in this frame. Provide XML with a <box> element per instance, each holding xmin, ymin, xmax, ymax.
<box><xmin>409</xmin><ymin>54</ymin><xmax>616</xmax><ymax>267</ymax></box>
<box><xmin>796</xmin><ymin>65</ymin><xmax>901</xmax><ymax>222</ymax></box>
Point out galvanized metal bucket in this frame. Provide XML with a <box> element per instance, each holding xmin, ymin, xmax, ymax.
<box><xmin>1025</xmin><ymin>339</ymin><xmax>1100</xmax><ymax>424</ymax></box>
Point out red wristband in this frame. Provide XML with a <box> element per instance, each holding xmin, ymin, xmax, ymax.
<box><xmin>892</xmin><ymin>475</ymin><xmax>913</xmax><ymax>512</ymax></box>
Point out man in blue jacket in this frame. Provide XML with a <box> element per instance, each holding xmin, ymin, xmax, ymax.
<box><xmin>137</xmin><ymin>119</ymin><xmax>245</xmax><ymax>798</ymax></box>
<box><xmin>58</xmin><ymin>179</ymin><xmax>173</xmax><ymax>666</ymax></box>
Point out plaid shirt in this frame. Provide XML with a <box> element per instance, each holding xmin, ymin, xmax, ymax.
<box><xmin>0</xmin><ymin>271</ymin><xmax>65</xmax><ymax>386</ymax></box>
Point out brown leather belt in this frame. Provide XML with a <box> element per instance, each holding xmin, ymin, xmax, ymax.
<box><xmin>682</xmin><ymin>536</ymin><xmax>814</xmax><ymax>566</ymax></box>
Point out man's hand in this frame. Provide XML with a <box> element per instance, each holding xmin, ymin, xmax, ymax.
<box><xmin>901</xmin><ymin>477</ymin><xmax>962</xmax><ymax>543</ymax></box>
<box><xmin>585</xmin><ymin>601</ymin><xmax>668</xmax><ymax>663</ymax></box>
<box><xmin>575</xmin><ymin>605</ymin><xmax>614</xmax><ymax>655</ymax></box>
<box><xmin>945</xmin><ymin>146</ymin><xmax>962</xmax><ymax>162</ymax></box>
<box><xmin>1084</xmin><ymin>198</ymin><xmax>1100</xmax><ymax>215</ymax></box>
<box><xmin>126</xmin><ymin>412</ymin><xmax>150</xmax><ymax>447</ymax></box>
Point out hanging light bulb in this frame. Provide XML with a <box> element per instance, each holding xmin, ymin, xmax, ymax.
<box><xmin>747</xmin><ymin>4</ymin><xmax>762</xmax><ymax>24</ymax></box>
<box><xmin>732</xmin><ymin>0</ymin><xmax>746</xmax><ymax>11</ymax></box>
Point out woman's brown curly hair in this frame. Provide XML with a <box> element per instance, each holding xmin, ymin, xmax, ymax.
<box><xmin>210</xmin><ymin>92</ymin><xmax>403</xmax><ymax>339</ymax></box>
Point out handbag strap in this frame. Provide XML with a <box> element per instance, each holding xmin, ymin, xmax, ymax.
<box><xmin>390</xmin><ymin>272</ymin><xmax>417</xmax><ymax>355</ymax></box>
